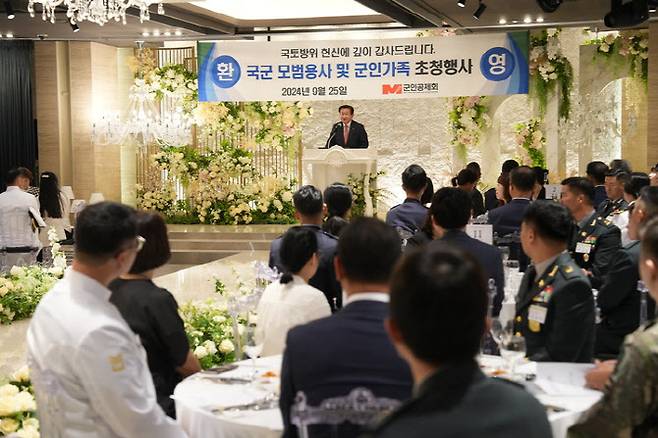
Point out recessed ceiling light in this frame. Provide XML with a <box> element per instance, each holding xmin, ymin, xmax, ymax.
<box><xmin>164</xmin><ymin>31</ymin><xmax>171</xmax><ymax>36</ymax></box>
<box><xmin>153</xmin><ymin>29</ymin><xmax>160</xmax><ymax>36</ymax></box>
<box><xmin>4</xmin><ymin>1</ymin><xmax>15</xmax><ymax>19</ymax></box>
<box><xmin>6</xmin><ymin>32</ymin><xmax>13</xmax><ymax>38</ymax></box>
<box><xmin>651</xmin><ymin>6</ymin><xmax>657</xmax><ymax>12</ymax></box>
<box><xmin>174</xmin><ymin>30</ymin><xmax>182</xmax><ymax>36</ymax></box>
<box><xmin>536</xmin><ymin>16</ymin><xmax>544</xmax><ymax>22</ymax></box>
<box><xmin>473</xmin><ymin>2</ymin><xmax>486</xmax><ymax>19</ymax></box>
<box><xmin>142</xmin><ymin>31</ymin><xmax>149</xmax><ymax>37</ymax></box>
<box><xmin>512</xmin><ymin>20</ymin><xmax>519</xmax><ymax>23</ymax></box>
<box><xmin>457</xmin><ymin>0</ymin><xmax>466</xmax><ymax>7</ymax></box>
<box><xmin>523</xmin><ymin>16</ymin><xmax>532</xmax><ymax>23</ymax></box>
<box><xmin>498</xmin><ymin>17</ymin><xmax>507</xmax><ymax>24</ymax></box>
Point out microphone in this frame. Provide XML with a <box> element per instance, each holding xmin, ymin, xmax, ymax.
<box><xmin>325</xmin><ymin>121</ymin><xmax>342</xmax><ymax>149</ymax></box>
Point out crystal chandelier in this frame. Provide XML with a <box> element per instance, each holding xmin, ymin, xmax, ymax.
<box><xmin>28</xmin><ymin>0</ymin><xmax>164</xmax><ymax>25</ymax></box>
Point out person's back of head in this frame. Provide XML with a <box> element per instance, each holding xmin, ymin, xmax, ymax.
<box><xmin>502</xmin><ymin>159</ymin><xmax>519</xmax><ymax>174</ymax></box>
<box><xmin>279</xmin><ymin>226</ymin><xmax>318</xmax><ymax>284</ymax></box>
<box><xmin>5</xmin><ymin>167</ymin><xmax>33</xmax><ymax>188</ymax></box>
<box><xmin>639</xmin><ymin>186</ymin><xmax>658</xmax><ymax>224</ymax></box>
<box><xmin>420</xmin><ymin>177</ymin><xmax>434</xmax><ymax>205</ymax></box>
<box><xmin>389</xmin><ymin>245</ymin><xmax>487</xmax><ymax>366</ymax></box>
<box><xmin>509</xmin><ymin>166</ymin><xmax>536</xmax><ymax>196</ymax></box>
<box><xmin>401</xmin><ymin>165</ymin><xmax>427</xmax><ymax>196</ymax></box>
<box><xmin>586</xmin><ymin>161</ymin><xmax>609</xmax><ymax>185</ymax></box>
<box><xmin>39</xmin><ymin>171</ymin><xmax>63</xmax><ymax>218</ymax></box>
<box><xmin>324</xmin><ymin>183</ymin><xmax>353</xmax><ymax>219</ymax></box>
<box><xmin>522</xmin><ymin>201</ymin><xmax>573</xmax><ymax>255</ymax></box>
<box><xmin>451</xmin><ymin>168</ymin><xmax>478</xmax><ymax>189</ymax></box>
<box><xmin>624</xmin><ymin>173</ymin><xmax>650</xmax><ymax>201</ymax></box>
<box><xmin>128</xmin><ymin>212</ymin><xmax>171</xmax><ymax>275</ymax></box>
<box><xmin>337</xmin><ymin>217</ymin><xmax>401</xmax><ymax>287</ymax></box>
<box><xmin>533</xmin><ymin>167</ymin><xmax>547</xmax><ymax>186</ymax></box>
<box><xmin>430</xmin><ymin>187</ymin><xmax>471</xmax><ymax>230</ymax></box>
<box><xmin>293</xmin><ymin>185</ymin><xmax>324</xmax><ymax>222</ymax></box>
<box><xmin>323</xmin><ymin>216</ymin><xmax>349</xmax><ymax>237</ymax></box>
<box><xmin>609</xmin><ymin>159</ymin><xmax>632</xmax><ymax>175</ymax></box>
<box><xmin>641</xmin><ymin>216</ymin><xmax>658</xmax><ymax>277</ymax></box>
<box><xmin>466</xmin><ymin>162</ymin><xmax>482</xmax><ymax>181</ymax></box>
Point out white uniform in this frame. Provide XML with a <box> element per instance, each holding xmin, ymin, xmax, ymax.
<box><xmin>27</xmin><ymin>268</ymin><xmax>187</xmax><ymax>438</ymax></box>
<box><xmin>0</xmin><ymin>186</ymin><xmax>41</xmax><ymax>249</ymax></box>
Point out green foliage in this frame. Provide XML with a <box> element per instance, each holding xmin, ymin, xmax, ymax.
<box><xmin>0</xmin><ymin>267</ymin><xmax>62</xmax><ymax>325</ymax></box>
<box><xmin>347</xmin><ymin>171</ymin><xmax>387</xmax><ymax>218</ymax></box>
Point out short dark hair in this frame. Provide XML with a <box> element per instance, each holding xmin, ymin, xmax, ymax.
<box><xmin>390</xmin><ymin>245</ymin><xmax>487</xmax><ymax>365</ymax></box>
<box><xmin>502</xmin><ymin>159</ymin><xmax>520</xmax><ymax>174</ymax></box>
<box><xmin>279</xmin><ymin>226</ymin><xmax>318</xmax><ymax>284</ymax></box>
<box><xmin>430</xmin><ymin>187</ymin><xmax>471</xmax><ymax>230</ymax></box>
<box><xmin>586</xmin><ymin>161</ymin><xmax>609</xmax><ymax>185</ymax></box>
<box><xmin>522</xmin><ymin>200</ymin><xmax>573</xmax><ymax>243</ymax></box>
<box><xmin>466</xmin><ymin>162</ymin><xmax>481</xmax><ymax>179</ymax></box>
<box><xmin>337</xmin><ymin>217</ymin><xmax>401</xmax><ymax>283</ymax></box>
<box><xmin>510</xmin><ymin>166</ymin><xmax>536</xmax><ymax>193</ymax></box>
<box><xmin>324</xmin><ymin>183</ymin><xmax>352</xmax><ymax>218</ymax></box>
<box><xmin>609</xmin><ymin>159</ymin><xmax>632</xmax><ymax>174</ymax></box>
<box><xmin>293</xmin><ymin>185</ymin><xmax>323</xmax><ymax>217</ymax></box>
<box><xmin>624</xmin><ymin>172</ymin><xmax>650</xmax><ymax>200</ymax></box>
<box><xmin>420</xmin><ymin>177</ymin><xmax>434</xmax><ymax>205</ymax></box>
<box><xmin>639</xmin><ymin>186</ymin><xmax>658</xmax><ymax>221</ymax></box>
<box><xmin>6</xmin><ymin>167</ymin><xmax>33</xmax><ymax>185</ymax></box>
<box><xmin>75</xmin><ymin>202</ymin><xmax>138</xmax><ymax>261</ymax></box>
<box><xmin>338</xmin><ymin>105</ymin><xmax>354</xmax><ymax>115</ymax></box>
<box><xmin>129</xmin><ymin>212</ymin><xmax>171</xmax><ymax>274</ymax></box>
<box><xmin>561</xmin><ymin>177</ymin><xmax>595</xmax><ymax>205</ymax></box>
<box><xmin>641</xmin><ymin>217</ymin><xmax>658</xmax><ymax>261</ymax></box>
<box><xmin>451</xmin><ymin>168</ymin><xmax>478</xmax><ymax>187</ymax></box>
<box><xmin>533</xmin><ymin>166</ymin><xmax>547</xmax><ymax>185</ymax></box>
<box><xmin>402</xmin><ymin>164</ymin><xmax>427</xmax><ymax>193</ymax></box>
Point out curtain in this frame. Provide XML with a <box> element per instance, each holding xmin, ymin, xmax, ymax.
<box><xmin>0</xmin><ymin>41</ymin><xmax>37</xmax><ymax>191</ymax></box>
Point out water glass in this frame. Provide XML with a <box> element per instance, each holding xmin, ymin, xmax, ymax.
<box><xmin>243</xmin><ymin>324</ymin><xmax>263</xmax><ymax>381</ymax></box>
<box><xmin>489</xmin><ymin>318</ymin><xmax>514</xmax><ymax>347</ymax></box>
<box><xmin>500</xmin><ymin>335</ymin><xmax>526</xmax><ymax>378</ymax></box>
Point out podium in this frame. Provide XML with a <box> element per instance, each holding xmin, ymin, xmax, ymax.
<box><xmin>302</xmin><ymin>146</ymin><xmax>378</xmax><ymax>216</ymax></box>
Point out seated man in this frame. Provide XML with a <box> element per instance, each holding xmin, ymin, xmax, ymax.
<box><xmin>427</xmin><ymin>187</ymin><xmax>505</xmax><ymax>316</ymax></box>
<box><xmin>386</xmin><ymin>164</ymin><xmax>428</xmax><ymax>235</ymax></box>
<box><xmin>568</xmin><ymin>217</ymin><xmax>658</xmax><ymax>437</ymax></box>
<box><xmin>595</xmin><ymin>186</ymin><xmax>658</xmax><ymax>358</ymax></box>
<box><xmin>597</xmin><ymin>170</ymin><xmax>629</xmax><ymax>220</ymax></box>
<box><xmin>280</xmin><ymin>217</ymin><xmax>413</xmax><ymax>438</ymax></box>
<box><xmin>269</xmin><ymin>185</ymin><xmax>341</xmax><ymax>311</ymax></box>
<box><xmin>365</xmin><ymin>245</ymin><xmax>551</xmax><ymax>438</ymax></box>
<box><xmin>561</xmin><ymin>177</ymin><xmax>621</xmax><ymax>289</ymax></box>
<box><xmin>515</xmin><ymin>201</ymin><xmax>595</xmax><ymax>363</ymax></box>
<box><xmin>487</xmin><ymin>165</ymin><xmax>534</xmax><ymax>237</ymax></box>
<box><xmin>586</xmin><ymin>161</ymin><xmax>609</xmax><ymax>210</ymax></box>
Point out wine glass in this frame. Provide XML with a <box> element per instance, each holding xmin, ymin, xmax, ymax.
<box><xmin>500</xmin><ymin>334</ymin><xmax>526</xmax><ymax>378</ymax></box>
<box><xmin>243</xmin><ymin>324</ymin><xmax>263</xmax><ymax>381</ymax></box>
<box><xmin>498</xmin><ymin>246</ymin><xmax>510</xmax><ymax>264</ymax></box>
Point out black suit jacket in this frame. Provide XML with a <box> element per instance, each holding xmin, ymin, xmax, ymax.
<box><xmin>595</xmin><ymin>241</ymin><xmax>656</xmax><ymax>357</ymax></box>
<box><xmin>269</xmin><ymin>225</ymin><xmax>342</xmax><ymax>310</ymax></box>
<box><xmin>593</xmin><ymin>185</ymin><xmax>608</xmax><ymax>210</ymax></box>
<box><xmin>487</xmin><ymin>198</ymin><xmax>531</xmax><ymax>237</ymax></box>
<box><xmin>280</xmin><ymin>300</ymin><xmax>413</xmax><ymax>438</ymax></box>
<box><xmin>484</xmin><ymin>187</ymin><xmax>500</xmax><ymax>212</ymax></box>
<box><xmin>363</xmin><ymin>361</ymin><xmax>551</xmax><ymax>438</ymax></box>
<box><xmin>430</xmin><ymin>230</ymin><xmax>505</xmax><ymax>316</ymax></box>
<box><xmin>327</xmin><ymin>120</ymin><xmax>369</xmax><ymax>149</ymax></box>
<box><xmin>470</xmin><ymin>188</ymin><xmax>486</xmax><ymax>217</ymax></box>
<box><xmin>514</xmin><ymin>253</ymin><xmax>595</xmax><ymax>363</ymax></box>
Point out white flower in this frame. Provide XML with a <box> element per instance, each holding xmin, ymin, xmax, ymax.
<box><xmin>202</xmin><ymin>340</ymin><xmax>217</xmax><ymax>355</ymax></box>
<box><xmin>193</xmin><ymin>345</ymin><xmax>208</xmax><ymax>359</ymax></box>
<box><xmin>641</xmin><ymin>52</ymin><xmax>649</xmax><ymax>59</ymax></box>
<box><xmin>546</xmin><ymin>28</ymin><xmax>558</xmax><ymax>37</ymax></box>
<box><xmin>248</xmin><ymin>312</ymin><xmax>258</xmax><ymax>325</ymax></box>
<box><xmin>11</xmin><ymin>365</ymin><xmax>30</xmax><ymax>383</ymax></box>
<box><xmin>219</xmin><ymin>339</ymin><xmax>235</xmax><ymax>354</ymax></box>
<box><xmin>15</xmin><ymin>425</ymin><xmax>40</xmax><ymax>438</ymax></box>
<box><xmin>22</xmin><ymin>418</ymin><xmax>39</xmax><ymax>430</ymax></box>
<box><xmin>0</xmin><ymin>418</ymin><xmax>19</xmax><ymax>435</ymax></box>
<box><xmin>599</xmin><ymin>43</ymin><xmax>610</xmax><ymax>53</ymax></box>
<box><xmin>548</xmin><ymin>72</ymin><xmax>558</xmax><ymax>80</ymax></box>
<box><xmin>273</xmin><ymin>200</ymin><xmax>283</xmax><ymax>211</ymax></box>
<box><xmin>212</xmin><ymin>315</ymin><xmax>227</xmax><ymax>323</ymax></box>
<box><xmin>9</xmin><ymin>266</ymin><xmax>25</xmax><ymax>277</ymax></box>
<box><xmin>0</xmin><ymin>384</ymin><xmax>19</xmax><ymax>397</ymax></box>
<box><xmin>604</xmin><ymin>33</ymin><xmax>616</xmax><ymax>45</ymax></box>
<box><xmin>14</xmin><ymin>391</ymin><xmax>36</xmax><ymax>412</ymax></box>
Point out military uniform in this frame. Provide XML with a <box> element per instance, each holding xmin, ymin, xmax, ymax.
<box><xmin>569</xmin><ymin>213</ymin><xmax>622</xmax><ymax>289</ymax></box>
<box><xmin>514</xmin><ymin>252</ymin><xmax>595</xmax><ymax>363</ymax></box>
<box><xmin>568</xmin><ymin>321</ymin><xmax>658</xmax><ymax>438</ymax></box>
<box><xmin>597</xmin><ymin>198</ymin><xmax>628</xmax><ymax>221</ymax></box>
<box><xmin>385</xmin><ymin>199</ymin><xmax>428</xmax><ymax>234</ymax></box>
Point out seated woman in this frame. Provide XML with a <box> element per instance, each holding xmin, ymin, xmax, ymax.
<box><xmin>323</xmin><ymin>183</ymin><xmax>353</xmax><ymax>237</ymax></box>
<box><xmin>109</xmin><ymin>212</ymin><xmax>200</xmax><ymax>418</ymax></box>
<box><xmin>256</xmin><ymin>226</ymin><xmax>331</xmax><ymax>356</ymax></box>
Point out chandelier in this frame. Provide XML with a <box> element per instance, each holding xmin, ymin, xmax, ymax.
<box><xmin>27</xmin><ymin>0</ymin><xmax>164</xmax><ymax>25</ymax></box>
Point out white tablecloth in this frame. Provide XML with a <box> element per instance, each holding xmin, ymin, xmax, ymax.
<box><xmin>175</xmin><ymin>355</ymin><xmax>602</xmax><ymax>438</ymax></box>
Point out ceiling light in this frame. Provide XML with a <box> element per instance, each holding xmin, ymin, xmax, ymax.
<box><xmin>164</xmin><ymin>31</ymin><xmax>171</xmax><ymax>36</ymax></box>
<box><xmin>152</xmin><ymin>29</ymin><xmax>160</xmax><ymax>36</ymax></box>
<box><xmin>523</xmin><ymin>16</ymin><xmax>532</xmax><ymax>23</ymax></box>
<box><xmin>27</xmin><ymin>0</ymin><xmax>164</xmax><ymax>26</ymax></box>
<box><xmin>457</xmin><ymin>0</ymin><xmax>466</xmax><ymax>7</ymax></box>
<box><xmin>498</xmin><ymin>17</ymin><xmax>507</xmax><ymax>24</ymax></box>
<box><xmin>69</xmin><ymin>18</ymin><xmax>79</xmax><ymax>32</ymax></box>
<box><xmin>6</xmin><ymin>31</ymin><xmax>13</xmax><ymax>37</ymax></box>
<box><xmin>174</xmin><ymin>30</ymin><xmax>182</xmax><ymax>36</ymax></box>
<box><xmin>473</xmin><ymin>2</ymin><xmax>486</xmax><ymax>19</ymax></box>
<box><xmin>512</xmin><ymin>20</ymin><xmax>519</xmax><ymax>23</ymax></box>
<box><xmin>4</xmin><ymin>0</ymin><xmax>15</xmax><ymax>19</ymax></box>
<box><xmin>142</xmin><ymin>31</ymin><xmax>149</xmax><ymax>36</ymax></box>
<box><xmin>536</xmin><ymin>16</ymin><xmax>544</xmax><ymax>22</ymax></box>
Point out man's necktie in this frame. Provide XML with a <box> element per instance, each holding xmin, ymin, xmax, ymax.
<box><xmin>343</xmin><ymin>124</ymin><xmax>349</xmax><ymax>144</ymax></box>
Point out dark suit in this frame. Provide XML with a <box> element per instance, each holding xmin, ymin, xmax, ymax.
<box><xmin>430</xmin><ymin>230</ymin><xmax>505</xmax><ymax>316</ymax></box>
<box><xmin>471</xmin><ymin>188</ymin><xmax>486</xmax><ymax>217</ymax></box>
<box><xmin>593</xmin><ymin>185</ymin><xmax>607</xmax><ymax>210</ymax></box>
<box><xmin>595</xmin><ymin>241</ymin><xmax>656</xmax><ymax>357</ymax></box>
<box><xmin>569</xmin><ymin>213</ymin><xmax>622</xmax><ymax>289</ymax></box>
<box><xmin>327</xmin><ymin>120</ymin><xmax>369</xmax><ymax>149</ymax></box>
<box><xmin>363</xmin><ymin>360</ymin><xmax>552</xmax><ymax>438</ymax></box>
<box><xmin>487</xmin><ymin>198</ymin><xmax>531</xmax><ymax>237</ymax></box>
<box><xmin>596</xmin><ymin>198</ymin><xmax>628</xmax><ymax>220</ymax></box>
<box><xmin>514</xmin><ymin>252</ymin><xmax>595</xmax><ymax>363</ymax></box>
<box><xmin>484</xmin><ymin>187</ymin><xmax>500</xmax><ymax>212</ymax></box>
<box><xmin>269</xmin><ymin>225</ymin><xmax>342</xmax><ymax>310</ymax></box>
<box><xmin>280</xmin><ymin>300</ymin><xmax>413</xmax><ymax>438</ymax></box>
<box><xmin>385</xmin><ymin>199</ymin><xmax>428</xmax><ymax>234</ymax></box>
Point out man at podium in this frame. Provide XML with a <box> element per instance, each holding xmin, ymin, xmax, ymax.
<box><xmin>325</xmin><ymin>105</ymin><xmax>369</xmax><ymax>149</ymax></box>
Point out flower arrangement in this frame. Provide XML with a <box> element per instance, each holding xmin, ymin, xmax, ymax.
<box><xmin>514</xmin><ymin>119</ymin><xmax>547</xmax><ymax>168</ymax></box>
<box><xmin>448</xmin><ymin>96</ymin><xmax>491</xmax><ymax>161</ymax></box>
<box><xmin>529</xmin><ymin>29</ymin><xmax>574</xmax><ymax>119</ymax></box>
<box><xmin>347</xmin><ymin>171</ymin><xmax>388</xmax><ymax>218</ymax></box>
<box><xmin>0</xmin><ymin>366</ymin><xmax>39</xmax><ymax>437</ymax></box>
<box><xmin>586</xmin><ymin>31</ymin><xmax>649</xmax><ymax>84</ymax></box>
<box><xmin>247</xmin><ymin>101</ymin><xmax>313</xmax><ymax>152</ymax></box>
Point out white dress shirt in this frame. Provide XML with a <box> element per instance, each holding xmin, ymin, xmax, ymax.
<box><xmin>0</xmin><ymin>186</ymin><xmax>41</xmax><ymax>249</ymax></box>
<box><xmin>256</xmin><ymin>275</ymin><xmax>331</xmax><ymax>357</ymax></box>
<box><xmin>39</xmin><ymin>192</ymin><xmax>72</xmax><ymax>247</ymax></box>
<box><xmin>610</xmin><ymin>210</ymin><xmax>631</xmax><ymax>246</ymax></box>
<box><xmin>27</xmin><ymin>268</ymin><xmax>186</xmax><ymax>438</ymax></box>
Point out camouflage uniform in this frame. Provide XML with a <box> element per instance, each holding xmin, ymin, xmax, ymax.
<box><xmin>568</xmin><ymin>321</ymin><xmax>658</xmax><ymax>437</ymax></box>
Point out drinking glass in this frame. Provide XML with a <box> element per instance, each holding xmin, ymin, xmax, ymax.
<box><xmin>500</xmin><ymin>335</ymin><xmax>526</xmax><ymax>378</ymax></box>
<box><xmin>243</xmin><ymin>324</ymin><xmax>263</xmax><ymax>381</ymax></box>
<box><xmin>489</xmin><ymin>318</ymin><xmax>513</xmax><ymax>347</ymax></box>
<box><xmin>498</xmin><ymin>246</ymin><xmax>510</xmax><ymax>264</ymax></box>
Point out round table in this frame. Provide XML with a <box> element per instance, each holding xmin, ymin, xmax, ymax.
<box><xmin>175</xmin><ymin>355</ymin><xmax>602</xmax><ymax>438</ymax></box>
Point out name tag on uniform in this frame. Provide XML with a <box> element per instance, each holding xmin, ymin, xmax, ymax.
<box><xmin>528</xmin><ymin>305</ymin><xmax>548</xmax><ymax>324</ymax></box>
<box><xmin>575</xmin><ymin>242</ymin><xmax>592</xmax><ymax>254</ymax></box>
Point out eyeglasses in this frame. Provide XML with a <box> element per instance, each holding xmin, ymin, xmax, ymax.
<box><xmin>136</xmin><ymin>236</ymin><xmax>146</xmax><ymax>252</ymax></box>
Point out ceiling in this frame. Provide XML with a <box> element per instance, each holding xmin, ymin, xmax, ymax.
<box><xmin>0</xmin><ymin>0</ymin><xmax>656</xmax><ymax>46</ymax></box>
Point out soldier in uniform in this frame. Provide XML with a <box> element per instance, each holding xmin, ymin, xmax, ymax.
<box><xmin>386</xmin><ymin>164</ymin><xmax>429</xmax><ymax>236</ymax></box>
<box><xmin>514</xmin><ymin>201</ymin><xmax>595</xmax><ymax>363</ymax></box>
<box><xmin>597</xmin><ymin>170</ymin><xmax>629</xmax><ymax>220</ymax></box>
<box><xmin>561</xmin><ymin>177</ymin><xmax>622</xmax><ymax>289</ymax></box>
<box><xmin>568</xmin><ymin>217</ymin><xmax>658</xmax><ymax>438</ymax></box>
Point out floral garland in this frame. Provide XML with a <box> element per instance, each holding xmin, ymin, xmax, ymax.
<box><xmin>448</xmin><ymin>96</ymin><xmax>491</xmax><ymax>161</ymax></box>
<box><xmin>586</xmin><ymin>31</ymin><xmax>648</xmax><ymax>84</ymax></box>
<box><xmin>346</xmin><ymin>171</ymin><xmax>388</xmax><ymax>218</ymax></box>
<box><xmin>0</xmin><ymin>366</ymin><xmax>38</xmax><ymax>437</ymax></box>
<box><xmin>514</xmin><ymin>118</ymin><xmax>547</xmax><ymax>168</ymax></box>
<box><xmin>529</xmin><ymin>29</ymin><xmax>574</xmax><ymax>120</ymax></box>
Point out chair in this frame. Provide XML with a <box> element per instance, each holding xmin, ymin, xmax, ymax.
<box><xmin>290</xmin><ymin>387</ymin><xmax>401</xmax><ymax>438</ymax></box>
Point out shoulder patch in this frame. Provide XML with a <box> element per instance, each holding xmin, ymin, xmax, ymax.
<box><xmin>559</xmin><ymin>263</ymin><xmax>582</xmax><ymax>280</ymax></box>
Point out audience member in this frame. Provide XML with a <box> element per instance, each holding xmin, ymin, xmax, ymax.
<box><xmin>427</xmin><ymin>188</ymin><xmax>505</xmax><ymax>316</ymax></box>
<box><xmin>598</xmin><ymin>170</ymin><xmax>630</xmax><ymax>220</ymax></box>
<box><xmin>323</xmin><ymin>183</ymin><xmax>353</xmax><ymax>237</ymax></box>
<box><xmin>609</xmin><ymin>158</ymin><xmax>632</xmax><ymax>175</ymax></box>
<box><xmin>27</xmin><ymin>202</ymin><xmax>186</xmax><ymax>437</ymax></box>
<box><xmin>495</xmin><ymin>172</ymin><xmax>512</xmax><ymax>206</ymax></box>
<box><xmin>386</xmin><ymin>164</ymin><xmax>429</xmax><ymax>235</ymax></box>
<box><xmin>466</xmin><ymin>162</ymin><xmax>486</xmax><ymax>216</ymax></box>
<box><xmin>365</xmin><ymin>245</ymin><xmax>551</xmax><ymax>438</ymax></box>
<box><xmin>451</xmin><ymin>168</ymin><xmax>479</xmax><ymax>215</ymax></box>
<box><xmin>270</xmin><ymin>185</ymin><xmax>341</xmax><ymax>311</ymax></box>
<box><xmin>651</xmin><ymin>166</ymin><xmax>658</xmax><ymax>187</ymax></box>
<box><xmin>586</xmin><ymin>161</ymin><xmax>609</xmax><ymax>210</ymax></box>
<box><xmin>280</xmin><ymin>218</ymin><xmax>412</xmax><ymax>438</ymax></box>
<box><xmin>38</xmin><ymin>171</ymin><xmax>72</xmax><ymax>247</ymax></box>
<box><xmin>614</xmin><ymin>172</ymin><xmax>651</xmax><ymax>245</ymax></box>
<box><xmin>485</xmin><ymin>159</ymin><xmax>519</xmax><ymax>211</ymax></box>
<box><xmin>488</xmin><ymin>165</ymin><xmax>535</xmax><ymax>237</ymax></box>
<box><xmin>257</xmin><ymin>227</ymin><xmax>331</xmax><ymax>356</ymax></box>
<box><xmin>532</xmin><ymin>166</ymin><xmax>548</xmax><ymax>200</ymax></box>
<box><xmin>420</xmin><ymin>177</ymin><xmax>434</xmax><ymax>207</ymax></box>
<box><xmin>568</xmin><ymin>216</ymin><xmax>658</xmax><ymax>437</ymax></box>
<box><xmin>515</xmin><ymin>201</ymin><xmax>595</xmax><ymax>362</ymax></box>
<box><xmin>561</xmin><ymin>177</ymin><xmax>621</xmax><ymax>289</ymax></box>
<box><xmin>595</xmin><ymin>186</ymin><xmax>658</xmax><ymax>358</ymax></box>
<box><xmin>109</xmin><ymin>212</ymin><xmax>200</xmax><ymax>418</ymax></box>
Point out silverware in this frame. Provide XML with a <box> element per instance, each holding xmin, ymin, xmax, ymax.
<box><xmin>209</xmin><ymin>394</ymin><xmax>278</xmax><ymax>414</ymax></box>
<box><xmin>198</xmin><ymin>376</ymin><xmax>252</xmax><ymax>384</ymax></box>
